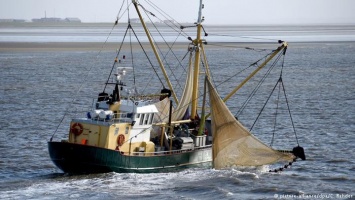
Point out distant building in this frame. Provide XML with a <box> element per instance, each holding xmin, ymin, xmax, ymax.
<box><xmin>32</xmin><ymin>17</ymin><xmax>63</xmax><ymax>23</ymax></box>
<box><xmin>31</xmin><ymin>17</ymin><xmax>81</xmax><ymax>23</ymax></box>
<box><xmin>130</xmin><ymin>18</ymin><xmax>141</xmax><ymax>23</ymax></box>
<box><xmin>0</xmin><ymin>19</ymin><xmax>26</xmax><ymax>23</ymax></box>
<box><xmin>65</xmin><ymin>18</ymin><xmax>81</xmax><ymax>23</ymax></box>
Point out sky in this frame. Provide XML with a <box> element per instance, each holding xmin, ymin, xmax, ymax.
<box><xmin>1</xmin><ymin>0</ymin><xmax>355</xmax><ymax>25</ymax></box>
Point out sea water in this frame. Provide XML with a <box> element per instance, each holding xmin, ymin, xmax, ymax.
<box><xmin>0</xmin><ymin>25</ymin><xmax>354</xmax><ymax>199</ymax></box>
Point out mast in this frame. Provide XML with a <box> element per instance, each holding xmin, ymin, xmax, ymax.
<box><xmin>132</xmin><ymin>0</ymin><xmax>179</xmax><ymax>104</ymax></box>
<box><xmin>190</xmin><ymin>0</ymin><xmax>204</xmax><ymax>120</ymax></box>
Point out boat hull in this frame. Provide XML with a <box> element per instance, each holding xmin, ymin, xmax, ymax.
<box><xmin>48</xmin><ymin>141</ymin><xmax>212</xmax><ymax>174</ymax></box>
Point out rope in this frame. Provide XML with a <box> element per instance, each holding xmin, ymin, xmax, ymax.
<box><xmin>270</xmin><ymin>80</ymin><xmax>282</xmax><ymax>147</ymax></box>
<box><xmin>236</xmin><ymin>51</ymin><xmax>283</xmax><ymax>118</ymax></box>
<box><xmin>125</xmin><ymin>0</ymin><xmax>137</xmax><ymax>87</ymax></box>
<box><xmin>170</xmin><ymin>50</ymin><xmax>193</xmax><ymax>94</ymax></box>
<box><xmin>272</xmin><ymin>47</ymin><xmax>300</xmax><ymax>146</ymax></box>
<box><xmin>144</xmin><ymin>0</ymin><xmax>190</xmax><ymax>38</ymax></box>
<box><xmin>50</xmin><ymin>1</ymin><xmax>129</xmax><ymax>141</ymax></box>
<box><xmin>160</xmin><ymin>31</ymin><xmax>189</xmax><ymax>92</ymax></box>
<box><xmin>243</xmin><ymin>47</ymin><xmax>300</xmax><ymax>147</ymax></box>
<box><xmin>128</xmin><ymin>29</ymin><xmax>136</xmax><ymax>86</ymax></box>
<box><xmin>215</xmin><ymin>51</ymin><xmax>273</xmax><ymax>90</ymax></box>
<box><xmin>96</xmin><ymin>0</ymin><xmax>127</xmax><ymax>59</ymax></box>
<box><xmin>207</xmin><ymin>43</ymin><xmax>269</xmax><ymax>52</ymax></box>
<box><xmin>129</xmin><ymin>25</ymin><xmax>165</xmax><ymax>87</ymax></box>
<box><xmin>103</xmin><ymin>25</ymin><xmax>130</xmax><ymax>92</ymax></box>
<box><xmin>139</xmin><ymin>4</ymin><xmax>189</xmax><ymax>93</ymax></box>
<box><xmin>207</xmin><ymin>33</ymin><xmax>278</xmax><ymax>43</ymax></box>
<box><xmin>281</xmin><ymin>76</ymin><xmax>300</xmax><ymax>146</ymax></box>
<box><xmin>249</xmin><ymin>66</ymin><xmax>281</xmax><ymax>131</ymax></box>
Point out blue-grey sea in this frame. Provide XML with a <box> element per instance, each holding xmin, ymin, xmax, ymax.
<box><xmin>0</xmin><ymin>24</ymin><xmax>354</xmax><ymax>199</ymax></box>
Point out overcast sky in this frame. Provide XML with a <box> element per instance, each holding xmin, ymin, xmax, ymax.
<box><xmin>1</xmin><ymin>0</ymin><xmax>355</xmax><ymax>25</ymax></box>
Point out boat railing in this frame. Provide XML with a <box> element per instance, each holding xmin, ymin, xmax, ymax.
<box><xmin>119</xmin><ymin>145</ymin><xmax>212</xmax><ymax>157</ymax></box>
<box><xmin>88</xmin><ymin>112</ymin><xmax>133</xmax><ymax>124</ymax></box>
<box><xmin>112</xmin><ymin>112</ymin><xmax>133</xmax><ymax>123</ymax></box>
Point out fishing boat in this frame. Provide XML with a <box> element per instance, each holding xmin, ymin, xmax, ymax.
<box><xmin>48</xmin><ymin>0</ymin><xmax>305</xmax><ymax>174</ymax></box>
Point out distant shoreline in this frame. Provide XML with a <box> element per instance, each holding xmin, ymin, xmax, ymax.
<box><xmin>1</xmin><ymin>23</ymin><xmax>355</xmax><ymax>45</ymax></box>
<box><xmin>1</xmin><ymin>41</ymin><xmax>354</xmax><ymax>52</ymax></box>
<box><xmin>1</xmin><ymin>22</ymin><xmax>355</xmax><ymax>28</ymax></box>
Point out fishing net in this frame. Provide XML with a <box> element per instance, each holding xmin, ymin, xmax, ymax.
<box><xmin>206</xmin><ymin>78</ymin><xmax>294</xmax><ymax>169</ymax></box>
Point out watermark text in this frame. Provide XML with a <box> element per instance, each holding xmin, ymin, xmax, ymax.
<box><xmin>273</xmin><ymin>193</ymin><xmax>353</xmax><ymax>199</ymax></box>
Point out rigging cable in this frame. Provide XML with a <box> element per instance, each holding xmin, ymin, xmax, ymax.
<box><xmin>236</xmin><ymin>50</ymin><xmax>283</xmax><ymax>118</ymax></box>
<box><xmin>138</xmin><ymin>1</ymin><xmax>191</xmax><ymax>57</ymax></box>
<box><xmin>245</xmin><ymin>51</ymin><xmax>284</xmax><ymax>131</ymax></box>
<box><xmin>96</xmin><ymin>0</ymin><xmax>127</xmax><ymax>59</ymax></box>
<box><xmin>207</xmin><ymin>43</ymin><xmax>269</xmax><ymax>52</ymax></box>
<box><xmin>129</xmin><ymin>25</ymin><xmax>165</xmax><ymax>87</ymax></box>
<box><xmin>207</xmin><ymin>33</ymin><xmax>278</xmax><ymax>43</ymax></box>
<box><xmin>245</xmin><ymin>47</ymin><xmax>300</xmax><ymax>146</ymax></box>
<box><xmin>139</xmin><ymin>3</ymin><xmax>189</xmax><ymax>93</ymax></box>
<box><xmin>171</xmin><ymin>50</ymin><xmax>193</xmax><ymax>93</ymax></box>
<box><xmin>50</xmin><ymin>1</ymin><xmax>128</xmax><ymax>141</ymax></box>
<box><xmin>279</xmin><ymin>49</ymin><xmax>300</xmax><ymax>146</ymax></box>
<box><xmin>270</xmin><ymin>78</ymin><xmax>282</xmax><ymax>147</ymax></box>
<box><xmin>102</xmin><ymin>24</ymin><xmax>130</xmax><ymax>92</ymax></box>
<box><xmin>269</xmin><ymin>47</ymin><xmax>300</xmax><ymax>146</ymax></box>
<box><xmin>126</xmin><ymin>0</ymin><xmax>137</xmax><ymax>87</ymax></box>
<box><xmin>214</xmin><ymin>51</ymin><xmax>274</xmax><ymax>90</ymax></box>
<box><xmin>144</xmin><ymin>0</ymin><xmax>190</xmax><ymax>38</ymax></box>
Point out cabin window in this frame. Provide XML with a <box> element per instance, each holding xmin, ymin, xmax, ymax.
<box><xmin>149</xmin><ymin>113</ymin><xmax>154</xmax><ymax>124</ymax></box>
<box><xmin>115</xmin><ymin>128</ymin><xmax>119</xmax><ymax>135</ymax></box>
<box><xmin>140</xmin><ymin>114</ymin><xmax>145</xmax><ymax>125</ymax></box>
<box><xmin>144</xmin><ymin>114</ymin><xmax>149</xmax><ymax>125</ymax></box>
<box><xmin>125</xmin><ymin>126</ymin><xmax>129</xmax><ymax>134</ymax></box>
<box><xmin>136</xmin><ymin>114</ymin><xmax>140</xmax><ymax>118</ymax></box>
